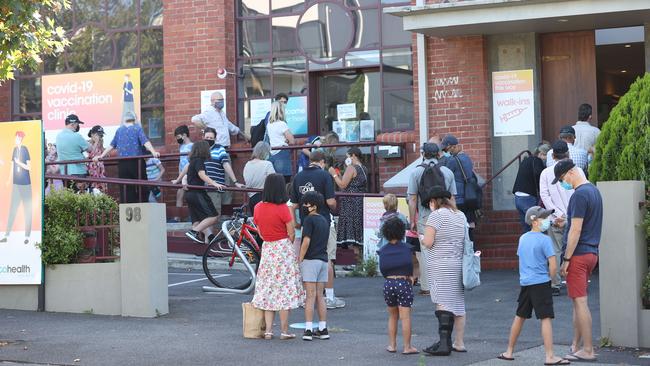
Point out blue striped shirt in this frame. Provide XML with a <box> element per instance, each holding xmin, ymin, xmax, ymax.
<box><xmin>205</xmin><ymin>144</ymin><xmax>230</xmax><ymax>185</ymax></box>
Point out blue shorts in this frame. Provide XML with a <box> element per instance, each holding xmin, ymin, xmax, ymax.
<box><xmin>383</xmin><ymin>278</ymin><xmax>414</xmax><ymax>308</ymax></box>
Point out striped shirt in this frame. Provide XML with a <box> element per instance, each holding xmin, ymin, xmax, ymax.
<box><xmin>145</xmin><ymin>158</ymin><xmax>162</xmax><ymax>181</ymax></box>
<box><xmin>204</xmin><ymin>144</ymin><xmax>230</xmax><ymax>185</ymax></box>
<box><xmin>546</xmin><ymin>143</ymin><xmax>589</xmax><ymax>171</ymax></box>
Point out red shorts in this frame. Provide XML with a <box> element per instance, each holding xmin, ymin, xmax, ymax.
<box><xmin>566</xmin><ymin>253</ymin><xmax>598</xmax><ymax>298</ymax></box>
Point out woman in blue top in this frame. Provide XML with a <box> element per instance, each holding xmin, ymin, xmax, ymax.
<box><xmin>377</xmin><ymin>216</ymin><xmax>418</xmax><ymax>355</ymax></box>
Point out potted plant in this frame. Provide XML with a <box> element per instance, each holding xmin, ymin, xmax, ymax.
<box><xmin>642</xmin><ymin>269</ymin><xmax>650</xmax><ymax>309</ymax></box>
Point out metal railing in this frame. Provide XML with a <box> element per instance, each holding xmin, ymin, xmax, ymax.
<box><xmin>481</xmin><ymin>150</ymin><xmax>532</xmax><ymax>188</ymax></box>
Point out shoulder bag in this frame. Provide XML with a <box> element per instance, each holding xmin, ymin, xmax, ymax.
<box><xmin>462</xmin><ymin>222</ymin><xmax>481</xmax><ymax>290</ymax></box>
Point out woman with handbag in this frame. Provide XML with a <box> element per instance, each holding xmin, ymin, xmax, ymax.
<box><xmin>420</xmin><ymin>186</ymin><xmax>467</xmax><ymax>356</ymax></box>
<box><xmin>252</xmin><ymin>174</ymin><xmax>305</xmax><ymax>340</ymax></box>
<box><xmin>512</xmin><ymin>143</ymin><xmax>550</xmax><ymax>233</ymax></box>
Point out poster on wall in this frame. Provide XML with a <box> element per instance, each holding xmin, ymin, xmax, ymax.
<box><xmin>492</xmin><ymin>69</ymin><xmax>535</xmax><ymax>137</ymax></box>
<box><xmin>345</xmin><ymin>120</ymin><xmax>360</xmax><ymax>142</ymax></box>
<box><xmin>332</xmin><ymin>121</ymin><xmax>345</xmax><ymax>141</ymax></box>
<box><xmin>362</xmin><ymin>197</ymin><xmax>410</xmax><ymax>263</ymax></box>
<box><xmin>285</xmin><ymin>96</ymin><xmax>308</xmax><ymax>135</ymax></box>
<box><xmin>200</xmin><ymin>89</ymin><xmax>227</xmax><ymax>114</ymax></box>
<box><xmin>0</xmin><ymin>120</ymin><xmax>43</xmax><ymax>285</ymax></box>
<box><xmin>41</xmin><ymin>68</ymin><xmax>141</xmax><ymax>144</ymax></box>
<box><xmin>360</xmin><ymin>120</ymin><xmax>375</xmax><ymax>141</ymax></box>
<box><xmin>250</xmin><ymin>98</ymin><xmax>272</xmax><ymax>127</ymax></box>
<box><xmin>337</xmin><ymin>103</ymin><xmax>356</xmax><ymax>120</ymax></box>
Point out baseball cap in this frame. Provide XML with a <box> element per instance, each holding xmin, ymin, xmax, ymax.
<box><xmin>559</xmin><ymin>125</ymin><xmax>576</xmax><ymax>135</ymax></box>
<box><xmin>421</xmin><ymin>142</ymin><xmax>439</xmax><ymax>155</ymax></box>
<box><xmin>441</xmin><ymin>134</ymin><xmax>458</xmax><ymax>149</ymax></box>
<box><xmin>124</xmin><ymin>111</ymin><xmax>137</xmax><ymax>122</ymax></box>
<box><xmin>551</xmin><ymin>140</ymin><xmax>568</xmax><ymax>154</ymax></box>
<box><xmin>65</xmin><ymin>114</ymin><xmax>84</xmax><ymax>125</ymax></box>
<box><xmin>551</xmin><ymin>159</ymin><xmax>576</xmax><ymax>184</ymax></box>
<box><xmin>88</xmin><ymin>125</ymin><xmax>105</xmax><ymax>137</ymax></box>
<box><xmin>524</xmin><ymin>206</ymin><xmax>555</xmax><ymax>225</ymax></box>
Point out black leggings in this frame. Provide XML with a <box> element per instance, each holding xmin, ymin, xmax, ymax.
<box><xmin>118</xmin><ymin>159</ymin><xmax>149</xmax><ymax>203</ymax></box>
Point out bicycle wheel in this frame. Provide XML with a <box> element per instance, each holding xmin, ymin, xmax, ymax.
<box><xmin>203</xmin><ymin>235</ymin><xmax>260</xmax><ymax>289</ymax></box>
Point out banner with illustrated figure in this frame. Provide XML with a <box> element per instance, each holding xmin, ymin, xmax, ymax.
<box><xmin>362</xmin><ymin>196</ymin><xmax>409</xmax><ymax>262</ymax></box>
<box><xmin>42</xmin><ymin>68</ymin><xmax>141</xmax><ymax>144</ymax></box>
<box><xmin>0</xmin><ymin>120</ymin><xmax>43</xmax><ymax>285</ymax></box>
<box><xmin>492</xmin><ymin>69</ymin><xmax>535</xmax><ymax>137</ymax></box>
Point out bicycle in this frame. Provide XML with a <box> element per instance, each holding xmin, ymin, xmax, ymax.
<box><xmin>202</xmin><ymin>205</ymin><xmax>262</xmax><ymax>290</ymax></box>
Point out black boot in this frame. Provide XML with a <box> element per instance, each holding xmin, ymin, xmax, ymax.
<box><xmin>424</xmin><ymin>310</ymin><xmax>455</xmax><ymax>356</ymax></box>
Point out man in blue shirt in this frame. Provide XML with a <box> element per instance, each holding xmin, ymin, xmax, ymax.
<box><xmin>94</xmin><ymin>111</ymin><xmax>159</xmax><ymax>203</ymax></box>
<box><xmin>441</xmin><ymin>134</ymin><xmax>478</xmax><ymax>238</ymax></box>
<box><xmin>552</xmin><ymin>159</ymin><xmax>602</xmax><ymax>362</ymax></box>
<box><xmin>56</xmin><ymin>114</ymin><xmax>90</xmax><ymax>192</ymax></box>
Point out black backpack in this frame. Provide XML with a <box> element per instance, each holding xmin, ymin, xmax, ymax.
<box><xmin>250</xmin><ymin>114</ymin><xmax>269</xmax><ymax>147</ymax></box>
<box><xmin>417</xmin><ymin>161</ymin><xmax>446</xmax><ymax>208</ymax></box>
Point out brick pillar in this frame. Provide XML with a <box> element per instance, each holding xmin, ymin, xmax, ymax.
<box><xmin>0</xmin><ymin>81</ymin><xmax>12</xmax><ymax>121</ymax></box>
<box><xmin>425</xmin><ymin>35</ymin><xmax>492</xmax><ymax>206</ymax></box>
<box><xmin>162</xmin><ymin>0</ymin><xmax>237</xmax><ymax>147</ymax></box>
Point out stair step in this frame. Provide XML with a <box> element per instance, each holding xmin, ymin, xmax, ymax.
<box><xmin>475</xmin><ymin>221</ymin><xmax>523</xmax><ymax>235</ymax></box>
<box><xmin>475</xmin><ymin>233</ymin><xmax>520</xmax><ymax>246</ymax></box>
<box><xmin>479</xmin><ymin>245</ymin><xmax>517</xmax><ymax>258</ymax></box>
<box><xmin>481</xmin><ymin>257</ymin><xmax>519</xmax><ymax>270</ymax></box>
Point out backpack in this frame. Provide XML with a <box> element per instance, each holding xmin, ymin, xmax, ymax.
<box><xmin>417</xmin><ymin>161</ymin><xmax>446</xmax><ymax>208</ymax></box>
<box><xmin>250</xmin><ymin>113</ymin><xmax>269</xmax><ymax>147</ymax></box>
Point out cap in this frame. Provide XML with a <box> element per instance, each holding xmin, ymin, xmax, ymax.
<box><xmin>551</xmin><ymin>140</ymin><xmax>568</xmax><ymax>154</ymax></box>
<box><xmin>552</xmin><ymin>159</ymin><xmax>576</xmax><ymax>184</ymax></box>
<box><xmin>429</xmin><ymin>186</ymin><xmax>452</xmax><ymax>199</ymax></box>
<box><xmin>65</xmin><ymin>114</ymin><xmax>84</xmax><ymax>125</ymax></box>
<box><xmin>525</xmin><ymin>206</ymin><xmax>555</xmax><ymax>225</ymax></box>
<box><xmin>88</xmin><ymin>125</ymin><xmax>105</xmax><ymax>137</ymax></box>
<box><xmin>441</xmin><ymin>134</ymin><xmax>458</xmax><ymax>149</ymax></box>
<box><xmin>123</xmin><ymin>111</ymin><xmax>137</xmax><ymax>122</ymax></box>
<box><xmin>559</xmin><ymin>125</ymin><xmax>576</xmax><ymax>135</ymax></box>
<box><xmin>421</xmin><ymin>142</ymin><xmax>439</xmax><ymax>155</ymax></box>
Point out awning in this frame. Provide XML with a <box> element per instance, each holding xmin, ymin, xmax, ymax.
<box><xmin>384</xmin><ymin>0</ymin><xmax>650</xmax><ymax>37</ymax></box>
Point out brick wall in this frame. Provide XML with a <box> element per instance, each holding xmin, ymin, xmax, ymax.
<box><xmin>0</xmin><ymin>81</ymin><xmax>11</xmax><ymax>121</ymax></box>
<box><xmin>424</xmin><ymin>35</ymin><xmax>491</xmax><ymax>180</ymax></box>
<box><xmin>162</xmin><ymin>0</ymin><xmax>237</xmax><ymax>149</ymax></box>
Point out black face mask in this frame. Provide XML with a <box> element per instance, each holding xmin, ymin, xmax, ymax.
<box><xmin>177</xmin><ymin>138</ymin><xmax>184</xmax><ymax>144</ymax></box>
<box><xmin>74</xmin><ymin>125</ymin><xmax>80</xmax><ymax>133</ymax></box>
<box><xmin>205</xmin><ymin>139</ymin><xmax>215</xmax><ymax>147</ymax></box>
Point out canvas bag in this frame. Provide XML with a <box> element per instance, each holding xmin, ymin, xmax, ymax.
<box><xmin>462</xmin><ymin>223</ymin><xmax>481</xmax><ymax>290</ymax></box>
<box><xmin>242</xmin><ymin>302</ymin><xmax>265</xmax><ymax>338</ymax></box>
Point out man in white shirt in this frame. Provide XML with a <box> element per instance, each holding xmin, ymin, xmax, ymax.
<box><xmin>191</xmin><ymin>91</ymin><xmax>249</xmax><ymax>148</ymax></box>
<box><xmin>540</xmin><ymin>140</ymin><xmax>582</xmax><ymax>296</ymax></box>
<box><xmin>545</xmin><ymin>126</ymin><xmax>589</xmax><ymax>171</ymax></box>
<box><xmin>572</xmin><ymin>103</ymin><xmax>600</xmax><ymax>156</ymax></box>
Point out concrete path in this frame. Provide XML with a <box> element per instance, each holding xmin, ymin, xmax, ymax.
<box><xmin>1</xmin><ymin>270</ymin><xmax>648</xmax><ymax>366</ymax></box>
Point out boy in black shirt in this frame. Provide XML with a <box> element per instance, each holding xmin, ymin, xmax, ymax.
<box><xmin>299</xmin><ymin>191</ymin><xmax>330</xmax><ymax>341</ymax></box>
<box><xmin>377</xmin><ymin>217</ymin><xmax>418</xmax><ymax>355</ymax></box>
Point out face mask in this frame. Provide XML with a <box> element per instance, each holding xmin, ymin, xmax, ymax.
<box><xmin>345</xmin><ymin>157</ymin><xmax>352</xmax><ymax>166</ymax></box>
<box><xmin>560</xmin><ymin>180</ymin><xmax>573</xmax><ymax>191</ymax></box>
<box><xmin>443</xmin><ymin>151</ymin><xmax>451</xmax><ymax>158</ymax></box>
<box><xmin>205</xmin><ymin>139</ymin><xmax>215</xmax><ymax>147</ymax></box>
<box><xmin>540</xmin><ymin>218</ymin><xmax>551</xmax><ymax>232</ymax></box>
<box><xmin>214</xmin><ymin>100</ymin><xmax>224</xmax><ymax>110</ymax></box>
<box><xmin>74</xmin><ymin>125</ymin><xmax>80</xmax><ymax>133</ymax></box>
<box><xmin>177</xmin><ymin>138</ymin><xmax>184</xmax><ymax>145</ymax></box>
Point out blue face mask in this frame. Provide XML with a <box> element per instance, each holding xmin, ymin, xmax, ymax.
<box><xmin>560</xmin><ymin>180</ymin><xmax>572</xmax><ymax>191</ymax></box>
<box><xmin>540</xmin><ymin>218</ymin><xmax>551</xmax><ymax>232</ymax></box>
<box><xmin>443</xmin><ymin>151</ymin><xmax>451</xmax><ymax>158</ymax></box>
<box><xmin>214</xmin><ymin>100</ymin><xmax>225</xmax><ymax>110</ymax></box>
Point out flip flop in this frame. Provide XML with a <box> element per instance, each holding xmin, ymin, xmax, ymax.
<box><xmin>280</xmin><ymin>333</ymin><xmax>296</xmax><ymax>340</ymax></box>
<box><xmin>565</xmin><ymin>353</ymin><xmax>596</xmax><ymax>362</ymax></box>
<box><xmin>453</xmin><ymin>347</ymin><xmax>468</xmax><ymax>353</ymax></box>
<box><xmin>402</xmin><ymin>350</ymin><xmax>419</xmax><ymax>355</ymax></box>
<box><xmin>544</xmin><ymin>358</ymin><xmax>571</xmax><ymax>365</ymax></box>
<box><xmin>386</xmin><ymin>347</ymin><xmax>397</xmax><ymax>353</ymax></box>
<box><xmin>497</xmin><ymin>353</ymin><xmax>515</xmax><ymax>361</ymax></box>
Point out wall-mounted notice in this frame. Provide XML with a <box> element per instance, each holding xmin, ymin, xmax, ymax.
<box><xmin>250</xmin><ymin>98</ymin><xmax>272</xmax><ymax>127</ymax></box>
<box><xmin>336</xmin><ymin>103</ymin><xmax>357</xmax><ymax>120</ymax></box>
<box><xmin>492</xmin><ymin>69</ymin><xmax>535</xmax><ymax>137</ymax></box>
<box><xmin>360</xmin><ymin>120</ymin><xmax>375</xmax><ymax>141</ymax></box>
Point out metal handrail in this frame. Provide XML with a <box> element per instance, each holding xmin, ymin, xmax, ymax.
<box><xmin>481</xmin><ymin>150</ymin><xmax>532</xmax><ymax>188</ymax></box>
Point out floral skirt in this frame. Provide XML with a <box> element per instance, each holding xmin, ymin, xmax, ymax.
<box><xmin>252</xmin><ymin>238</ymin><xmax>305</xmax><ymax>311</ymax></box>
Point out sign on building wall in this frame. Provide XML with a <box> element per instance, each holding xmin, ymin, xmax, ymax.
<box><xmin>0</xmin><ymin>120</ymin><xmax>43</xmax><ymax>285</ymax></box>
<box><xmin>362</xmin><ymin>197</ymin><xmax>409</xmax><ymax>262</ymax></box>
<box><xmin>492</xmin><ymin>69</ymin><xmax>535</xmax><ymax>137</ymax></box>
<box><xmin>285</xmin><ymin>96</ymin><xmax>308</xmax><ymax>135</ymax></box>
<box><xmin>42</xmin><ymin>68</ymin><xmax>141</xmax><ymax>144</ymax></box>
<box><xmin>250</xmin><ymin>98</ymin><xmax>272</xmax><ymax>127</ymax></box>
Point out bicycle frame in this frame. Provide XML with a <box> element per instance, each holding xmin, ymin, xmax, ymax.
<box><xmin>229</xmin><ymin>221</ymin><xmax>260</xmax><ymax>267</ymax></box>
<box><xmin>202</xmin><ymin>219</ymin><xmax>258</xmax><ymax>294</ymax></box>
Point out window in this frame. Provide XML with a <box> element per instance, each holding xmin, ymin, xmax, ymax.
<box><xmin>11</xmin><ymin>0</ymin><xmax>165</xmax><ymax>145</ymax></box>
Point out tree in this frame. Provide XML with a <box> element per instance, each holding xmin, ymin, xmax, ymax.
<box><xmin>0</xmin><ymin>0</ymin><xmax>70</xmax><ymax>82</ymax></box>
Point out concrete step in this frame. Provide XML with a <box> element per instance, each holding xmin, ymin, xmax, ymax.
<box><xmin>481</xmin><ymin>257</ymin><xmax>519</xmax><ymax>270</ymax></box>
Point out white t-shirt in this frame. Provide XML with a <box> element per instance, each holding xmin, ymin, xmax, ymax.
<box><xmin>267</xmin><ymin>120</ymin><xmax>289</xmax><ymax>155</ymax></box>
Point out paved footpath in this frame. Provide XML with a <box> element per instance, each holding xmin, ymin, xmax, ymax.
<box><xmin>1</xmin><ymin>270</ymin><xmax>648</xmax><ymax>366</ymax></box>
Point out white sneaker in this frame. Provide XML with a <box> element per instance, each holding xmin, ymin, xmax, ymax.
<box><xmin>326</xmin><ymin>297</ymin><xmax>345</xmax><ymax>309</ymax></box>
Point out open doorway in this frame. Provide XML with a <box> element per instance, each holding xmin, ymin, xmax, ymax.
<box><xmin>596</xmin><ymin>26</ymin><xmax>646</xmax><ymax>126</ymax></box>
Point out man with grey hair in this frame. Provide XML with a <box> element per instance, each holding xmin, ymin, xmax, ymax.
<box><xmin>545</xmin><ymin>126</ymin><xmax>588</xmax><ymax>171</ymax></box>
<box><xmin>191</xmin><ymin>91</ymin><xmax>249</xmax><ymax>148</ymax></box>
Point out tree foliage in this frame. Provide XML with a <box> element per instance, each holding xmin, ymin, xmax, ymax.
<box><xmin>0</xmin><ymin>0</ymin><xmax>70</xmax><ymax>82</ymax></box>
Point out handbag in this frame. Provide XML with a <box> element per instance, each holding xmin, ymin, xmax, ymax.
<box><xmin>454</xmin><ymin>156</ymin><xmax>482</xmax><ymax>210</ymax></box>
<box><xmin>462</xmin><ymin>223</ymin><xmax>481</xmax><ymax>291</ymax></box>
<box><xmin>242</xmin><ymin>302</ymin><xmax>265</xmax><ymax>338</ymax></box>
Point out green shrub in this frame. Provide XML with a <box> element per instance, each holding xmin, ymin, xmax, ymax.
<box><xmin>41</xmin><ymin>189</ymin><xmax>118</xmax><ymax>265</ymax></box>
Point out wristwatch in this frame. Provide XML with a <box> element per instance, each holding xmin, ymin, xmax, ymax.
<box><xmin>562</xmin><ymin>256</ymin><xmax>571</xmax><ymax>262</ymax></box>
